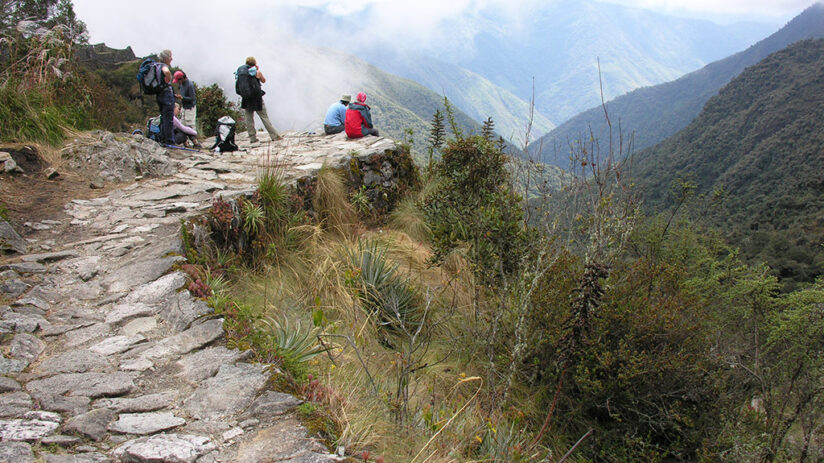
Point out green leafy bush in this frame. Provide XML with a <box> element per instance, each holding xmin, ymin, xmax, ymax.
<box><xmin>422</xmin><ymin>135</ymin><xmax>527</xmax><ymax>284</ymax></box>
<box><xmin>196</xmin><ymin>83</ymin><xmax>244</xmax><ymax>137</ymax></box>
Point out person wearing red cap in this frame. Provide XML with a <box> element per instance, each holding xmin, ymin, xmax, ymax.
<box><xmin>173</xmin><ymin>70</ymin><xmax>197</xmax><ymax>133</ymax></box>
<box><xmin>345</xmin><ymin>92</ymin><xmax>379</xmax><ymax>139</ymax></box>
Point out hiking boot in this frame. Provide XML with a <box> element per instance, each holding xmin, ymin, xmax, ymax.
<box><xmin>193</xmin><ymin>142</ymin><xmax>203</xmax><ymax>149</ymax></box>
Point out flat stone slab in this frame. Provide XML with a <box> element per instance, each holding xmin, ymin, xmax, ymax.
<box><xmin>89</xmin><ymin>335</ymin><xmax>146</xmax><ymax>355</ymax></box>
<box><xmin>113</xmin><ymin>433</ymin><xmax>216</xmax><ymax>463</ymax></box>
<box><xmin>12</xmin><ymin>295</ymin><xmax>50</xmax><ymax>310</ymax></box>
<box><xmin>137</xmin><ymin>318</ymin><xmax>224</xmax><ymax>360</ymax></box>
<box><xmin>10</xmin><ymin>333</ymin><xmax>46</xmax><ymax>365</ymax></box>
<box><xmin>35</xmin><ymin>349</ymin><xmax>111</xmax><ymax>376</ymax></box>
<box><xmin>38</xmin><ymin>394</ymin><xmax>90</xmax><ymax>416</ymax></box>
<box><xmin>108</xmin><ymin>411</ymin><xmax>186</xmax><ymax>435</ymax></box>
<box><xmin>1</xmin><ymin>312</ymin><xmax>48</xmax><ymax>333</ymax></box>
<box><xmin>63</xmin><ymin>323</ymin><xmax>112</xmax><ymax>348</ymax></box>
<box><xmin>26</xmin><ymin>372</ymin><xmax>136</xmax><ymax>400</ymax></box>
<box><xmin>121</xmin><ymin>317</ymin><xmax>157</xmax><ymax>336</ymax></box>
<box><xmin>161</xmin><ymin>291</ymin><xmax>212</xmax><ymax>332</ymax></box>
<box><xmin>0</xmin><ymin>418</ymin><xmax>60</xmax><ymax>441</ymax></box>
<box><xmin>43</xmin><ymin>452</ymin><xmax>111</xmax><ymax>462</ymax></box>
<box><xmin>183</xmin><ymin>363</ymin><xmax>268</xmax><ymax>420</ymax></box>
<box><xmin>104</xmin><ymin>303</ymin><xmax>156</xmax><ymax>326</ymax></box>
<box><xmin>244</xmin><ymin>391</ymin><xmax>302</xmax><ymax>419</ymax></box>
<box><xmin>0</xmin><ymin>441</ymin><xmax>34</xmax><ymax>463</ymax></box>
<box><xmin>2</xmin><ymin>262</ymin><xmax>47</xmax><ymax>274</ymax></box>
<box><xmin>133</xmin><ymin>182</ymin><xmax>224</xmax><ymax>201</ymax></box>
<box><xmin>40</xmin><ymin>434</ymin><xmax>82</xmax><ymax>447</ymax></box>
<box><xmin>64</xmin><ymin>408</ymin><xmax>117</xmax><ymax>441</ymax></box>
<box><xmin>0</xmin><ymin>220</ymin><xmax>27</xmax><ymax>254</ymax></box>
<box><xmin>0</xmin><ymin>392</ymin><xmax>33</xmax><ymax>418</ymax></box>
<box><xmin>93</xmin><ymin>391</ymin><xmax>177</xmax><ymax>413</ymax></box>
<box><xmin>103</xmin><ymin>256</ymin><xmax>182</xmax><ymax>294</ymax></box>
<box><xmin>176</xmin><ymin>347</ymin><xmax>249</xmax><ymax>383</ymax></box>
<box><xmin>0</xmin><ymin>376</ymin><xmax>22</xmax><ymax>393</ymax></box>
<box><xmin>0</xmin><ymin>355</ymin><xmax>28</xmax><ymax>374</ymax></box>
<box><xmin>0</xmin><ymin>279</ymin><xmax>29</xmax><ymax>297</ymax></box>
<box><xmin>234</xmin><ymin>418</ymin><xmax>336</xmax><ymax>463</ymax></box>
<box><xmin>123</xmin><ymin>272</ymin><xmax>186</xmax><ymax>306</ymax></box>
<box><xmin>21</xmin><ymin>250</ymin><xmax>79</xmax><ymax>263</ymax></box>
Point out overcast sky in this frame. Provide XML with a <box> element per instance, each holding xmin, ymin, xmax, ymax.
<box><xmin>74</xmin><ymin>0</ymin><xmax>813</xmax><ymax>55</ymax></box>
<box><xmin>70</xmin><ymin>0</ymin><xmax>815</xmax><ymax>131</ymax></box>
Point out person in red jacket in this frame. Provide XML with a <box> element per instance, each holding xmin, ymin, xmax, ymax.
<box><xmin>345</xmin><ymin>92</ymin><xmax>380</xmax><ymax>138</ymax></box>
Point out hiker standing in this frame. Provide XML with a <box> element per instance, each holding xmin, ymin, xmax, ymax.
<box><xmin>236</xmin><ymin>57</ymin><xmax>280</xmax><ymax>144</ymax></box>
<box><xmin>156</xmin><ymin>50</ymin><xmax>175</xmax><ymax>145</ymax></box>
<box><xmin>323</xmin><ymin>94</ymin><xmax>351</xmax><ymax>135</ymax></box>
<box><xmin>173</xmin><ymin>70</ymin><xmax>197</xmax><ymax>133</ymax></box>
<box><xmin>345</xmin><ymin>92</ymin><xmax>379</xmax><ymax>138</ymax></box>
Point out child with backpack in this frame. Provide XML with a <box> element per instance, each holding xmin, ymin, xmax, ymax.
<box><xmin>235</xmin><ymin>57</ymin><xmax>280</xmax><ymax>145</ymax></box>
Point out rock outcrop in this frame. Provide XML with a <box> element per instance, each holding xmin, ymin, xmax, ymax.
<box><xmin>0</xmin><ymin>130</ymin><xmax>414</xmax><ymax>461</ymax></box>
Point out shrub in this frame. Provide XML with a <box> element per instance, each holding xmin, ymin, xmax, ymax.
<box><xmin>422</xmin><ymin>135</ymin><xmax>527</xmax><ymax>285</ymax></box>
<box><xmin>196</xmin><ymin>83</ymin><xmax>244</xmax><ymax>137</ymax></box>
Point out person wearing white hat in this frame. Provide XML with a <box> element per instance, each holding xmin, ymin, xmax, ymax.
<box><xmin>323</xmin><ymin>94</ymin><xmax>351</xmax><ymax>135</ymax></box>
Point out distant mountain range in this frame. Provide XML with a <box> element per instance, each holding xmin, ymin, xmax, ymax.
<box><xmin>279</xmin><ymin>1</ymin><xmax>773</xmax><ymax>144</ymax></box>
<box><xmin>630</xmin><ymin>38</ymin><xmax>824</xmax><ymax>289</ymax></box>
<box><xmin>531</xmin><ymin>3</ymin><xmax>824</xmax><ymax>168</ymax></box>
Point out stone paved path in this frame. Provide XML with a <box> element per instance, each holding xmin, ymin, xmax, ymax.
<box><xmin>0</xmin><ymin>131</ymin><xmax>399</xmax><ymax>462</ymax></box>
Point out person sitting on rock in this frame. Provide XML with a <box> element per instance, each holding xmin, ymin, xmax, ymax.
<box><xmin>323</xmin><ymin>94</ymin><xmax>350</xmax><ymax>135</ymax></box>
<box><xmin>173</xmin><ymin>103</ymin><xmax>202</xmax><ymax>148</ymax></box>
<box><xmin>345</xmin><ymin>92</ymin><xmax>379</xmax><ymax>139</ymax></box>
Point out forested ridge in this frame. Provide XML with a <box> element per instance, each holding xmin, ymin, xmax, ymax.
<box><xmin>631</xmin><ymin>38</ymin><xmax>824</xmax><ymax>290</ymax></box>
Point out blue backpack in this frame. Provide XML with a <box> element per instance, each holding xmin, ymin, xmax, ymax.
<box><xmin>137</xmin><ymin>58</ymin><xmax>166</xmax><ymax>95</ymax></box>
<box><xmin>145</xmin><ymin>115</ymin><xmax>162</xmax><ymax>141</ymax></box>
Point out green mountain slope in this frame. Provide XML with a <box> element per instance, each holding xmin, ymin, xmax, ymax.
<box><xmin>531</xmin><ymin>3</ymin><xmax>824</xmax><ymax>168</ymax></box>
<box><xmin>361</xmin><ymin>48</ymin><xmax>555</xmax><ymax>145</ymax></box>
<box><xmin>630</xmin><ymin>39</ymin><xmax>824</xmax><ymax>288</ymax></box>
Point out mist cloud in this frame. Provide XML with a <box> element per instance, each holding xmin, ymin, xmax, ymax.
<box><xmin>72</xmin><ymin>0</ymin><xmax>808</xmax><ymax>131</ymax></box>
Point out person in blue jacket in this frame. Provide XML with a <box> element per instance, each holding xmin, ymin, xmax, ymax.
<box><xmin>323</xmin><ymin>94</ymin><xmax>351</xmax><ymax>135</ymax></box>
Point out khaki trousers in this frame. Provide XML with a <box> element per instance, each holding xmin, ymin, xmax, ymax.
<box><xmin>245</xmin><ymin>101</ymin><xmax>279</xmax><ymax>142</ymax></box>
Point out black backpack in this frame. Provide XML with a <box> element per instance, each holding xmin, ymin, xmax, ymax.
<box><xmin>211</xmin><ymin>116</ymin><xmax>238</xmax><ymax>153</ymax></box>
<box><xmin>137</xmin><ymin>58</ymin><xmax>167</xmax><ymax>95</ymax></box>
<box><xmin>235</xmin><ymin>64</ymin><xmax>261</xmax><ymax>99</ymax></box>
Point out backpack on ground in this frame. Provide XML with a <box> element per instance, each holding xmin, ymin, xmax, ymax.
<box><xmin>234</xmin><ymin>64</ymin><xmax>261</xmax><ymax>100</ymax></box>
<box><xmin>137</xmin><ymin>58</ymin><xmax>167</xmax><ymax>95</ymax></box>
<box><xmin>145</xmin><ymin>115</ymin><xmax>162</xmax><ymax>141</ymax></box>
<box><xmin>211</xmin><ymin>116</ymin><xmax>238</xmax><ymax>153</ymax></box>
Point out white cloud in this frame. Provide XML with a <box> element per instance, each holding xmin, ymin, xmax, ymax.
<box><xmin>70</xmin><ymin>0</ymin><xmax>810</xmax><ymax>131</ymax></box>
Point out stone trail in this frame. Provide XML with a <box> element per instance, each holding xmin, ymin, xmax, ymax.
<box><xmin>0</xmin><ymin>131</ymin><xmax>401</xmax><ymax>462</ymax></box>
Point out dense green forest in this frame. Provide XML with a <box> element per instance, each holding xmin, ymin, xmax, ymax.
<box><xmin>630</xmin><ymin>39</ymin><xmax>824</xmax><ymax>290</ymax></box>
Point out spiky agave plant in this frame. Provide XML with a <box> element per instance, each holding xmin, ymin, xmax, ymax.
<box><xmin>347</xmin><ymin>240</ymin><xmax>421</xmax><ymax>347</ymax></box>
<box><xmin>258</xmin><ymin>315</ymin><xmax>328</xmax><ymax>375</ymax></box>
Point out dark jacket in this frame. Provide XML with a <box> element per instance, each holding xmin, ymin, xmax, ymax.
<box><xmin>179</xmin><ymin>79</ymin><xmax>196</xmax><ymax>109</ymax></box>
<box><xmin>345</xmin><ymin>102</ymin><xmax>373</xmax><ymax>138</ymax></box>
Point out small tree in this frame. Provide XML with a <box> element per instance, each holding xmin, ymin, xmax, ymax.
<box><xmin>426</xmin><ymin>109</ymin><xmax>445</xmax><ymax>171</ymax></box>
<box><xmin>481</xmin><ymin>116</ymin><xmax>495</xmax><ymax>141</ymax></box>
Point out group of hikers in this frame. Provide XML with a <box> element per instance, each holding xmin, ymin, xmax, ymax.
<box><xmin>322</xmin><ymin>92</ymin><xmax>380</xmax><ymax>138</ymax></box>
<box><xmin>142</xmin><ymin>49</ymin><xmax>380</xmax><ymax>149</ymax></box>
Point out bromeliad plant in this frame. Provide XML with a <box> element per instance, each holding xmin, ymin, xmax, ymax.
<box><xmin>346</xmin><ymin>240</ymin><xmax>422</xmax><ymax>348</ymax></box>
